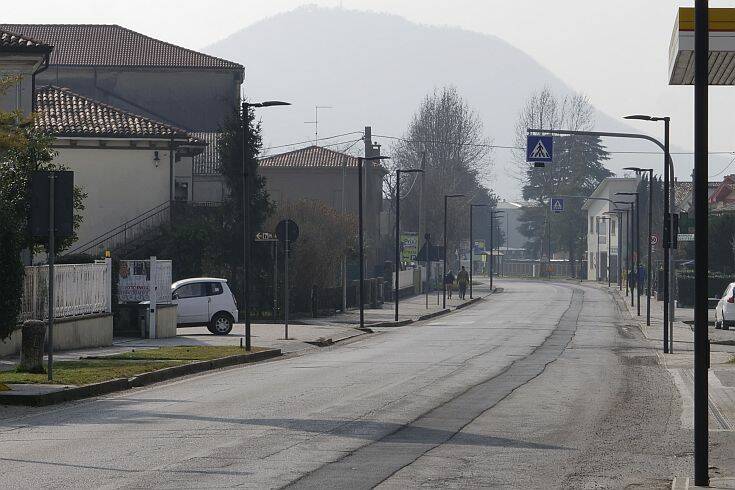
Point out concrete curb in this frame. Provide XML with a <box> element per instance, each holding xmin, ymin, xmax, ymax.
<box><xmin>456</xmin><ymin>297</ymin><xmax>483</xmax><ymax>309</ymax></box>
<box><xmin>0</xmin><ymin>348</ymin><xmax>282</xmax><ymax>407</ymax></box>
<box><xmin>416</xmin><ymin>309</ymin><xmax>451</xmax><ymax>321</ymax></box>
<box><xmin>368</xmin><ymin>319</ymin><xmax>414</xmax><ymax>328</ymax></box>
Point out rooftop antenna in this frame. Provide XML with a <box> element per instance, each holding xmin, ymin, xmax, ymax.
<box><xmin>305</xmin><ymin>106</ymin><xmax>332</xmax><ymax>146</ymax></box>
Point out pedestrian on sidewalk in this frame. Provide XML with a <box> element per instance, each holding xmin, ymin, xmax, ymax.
<box><xmin>444</xmin><ymin>270</ymin><xmax>455</xmax><ymax>299</ymax></box>
<box><xmin>457</xmin><ymin>266</ymin><xmax>469</xmax><ymax>300</ymax></box>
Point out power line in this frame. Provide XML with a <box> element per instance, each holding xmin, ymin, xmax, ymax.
<box><xmin>263</xmin><ymin>131</ymin><xmax>363</xmax><ymax>151</ymax></box>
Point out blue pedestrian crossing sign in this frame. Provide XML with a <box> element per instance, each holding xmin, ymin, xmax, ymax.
<box><xmin>550</xmin><ymin>197</ymin><xmax>564</xmax><ymax>213</ymax></box>
<box><xmin>527</xmin><ymin>135</ymin><xmax>553</xmax><ymax>165</ymax></box>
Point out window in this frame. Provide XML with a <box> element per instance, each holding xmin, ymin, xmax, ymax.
<box><xmin>589</xmin><ymin>252</ymin><xmax>594</xmax><ymax>268</ymax></box>
<box><xmin>590</xmin><ymin>216</ymin><xmax>594</xmax><ymax>234</ymax></box>
<box><xmin>208</xmin><ymin>282</ymin><xmax>224</xmax><ymax>296</ymax></box>
<box><xmin>611</xmin><ymin>220</ymin><xmax>617</xmax><ymax>236</ymax></box>
<box><xmin>175</xmin><ymin>180</ymin><xmax>189</xmax><ymax>201</ymax></box>
<box><xmin>174</xmin><ymin>283</ymin><xmax>206</xmax><ymax>299</ymax></box>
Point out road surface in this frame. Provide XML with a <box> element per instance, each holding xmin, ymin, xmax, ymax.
<box><xmin>0</xmin><ymin>280</ymin><xmax>691</xmax><ymax>488</ymax></box>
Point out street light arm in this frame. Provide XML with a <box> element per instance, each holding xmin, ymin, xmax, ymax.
<box><xmin>528</xmin><ymin>128</ymin><xmax>666</xmax><ymax>153</ymax></box>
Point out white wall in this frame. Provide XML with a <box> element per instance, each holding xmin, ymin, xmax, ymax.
<box><xmin>55</xmin><ymin>146</ymin><xmax>171</xmax><ymax>250</ymax></box>
<box><xmin>0</xmin><ymin>57</ymin><xmax>39</xmax><ymax>116</ymax></box>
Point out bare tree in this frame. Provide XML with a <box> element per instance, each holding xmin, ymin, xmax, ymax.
<box><xmin>513</xmin><ymin>87</ymin><xmax>611</xmax><ymax>271</ymax></box>
<box><xmin>388</xmin><ymin>86</ymin><xmax>496</xmax><ymax>268</ymax></box>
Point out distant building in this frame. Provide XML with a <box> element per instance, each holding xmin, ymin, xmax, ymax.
<box><xmin>494</xmin><ymin>200</ymin><xmax>532</xmax><ymax>258</ymax></box>
<box><xmin>258</xmin><ymin>130</ymin><xmax>386</xmax><ymax>272</ymax></box>
<box><xmin>583</xmin><ymin>177</ymin><xmax>639</xmax><ymax>282</ymax></box>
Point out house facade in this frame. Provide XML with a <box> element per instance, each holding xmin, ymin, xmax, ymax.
<box><xmin>34</xmin><ymin>85</ymin><xmax>204</xmax><ymax>255</ymax></box>
<box><xmin>259</xmin><ymin>136</ymin><xmax>386</xmax><ymax>272</ymax></box>
<box><xmin>583</xmin><ymin>177</ymin><xmax>640</xmax><ymax>282</ymax></box>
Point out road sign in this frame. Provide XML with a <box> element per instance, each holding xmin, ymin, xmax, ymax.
<box><xmin>255</xmin><ymin>231</ymin><xmax>277</xmax><ymax>242</ymax></box>
<box><xmin>550</xmin><ymin>197</ymin><xmax>564</xmax><ymax>213</ymax></box>
<box><xmin>651</xmin><ymin>233</ymin><xmax>660</xmax><ymax>246</ymax></box>
<box><xmin>678</xmin><ymin>233</ymin><xmax>695</xmax><ymax>242</ymax></box>
<box><xmin>526</xmin><ymin>135</ymin><xmax>553</xmax><ymax>165</ymax></box>
<box><xmin>276</xmin><ymin>219</ymin><xmax>299</xmax><ymax>244</ymax></box>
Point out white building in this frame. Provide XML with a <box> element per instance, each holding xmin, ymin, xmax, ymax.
<box><xmin>582</xmin><ymin>177</ymin><xmax>640</xmax><ymax>282</ymax></box>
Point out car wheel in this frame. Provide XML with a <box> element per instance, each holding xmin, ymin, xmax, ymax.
<box><xmin>716</xmin><ymin>314</ymin><xmax>722</xmax><ymax>329</ymax></box>
<box><xmin>724</xmin><ymin>322</ymin><xmax>731</xmax><ymax>331</ymax></box>
<box><xmin>210</xmin><ymin>312</ymin><xmax>233</xmax><ymax>335</ymax></box>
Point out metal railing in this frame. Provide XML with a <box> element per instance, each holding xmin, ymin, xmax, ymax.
<box><xmin>20</xmin><ymin>261</ymin><xmax>112</xmax><ymax>321</ymax></box>
<box><xmin>65</xmin><ymin>201</ymin><xmax>171</xmax><ymax>257</ymax></box>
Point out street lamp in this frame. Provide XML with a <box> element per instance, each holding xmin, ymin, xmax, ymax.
<box><xmin>395</xmin><ymin>168</ymin><xmax>424</xmax><ymax>321</ymax></box>
<box><xmin>617</xmin><ymin>192</ymin><xmax>641</xmax><ymax>316</ymax></box>
<box><xmin>443</xmin><ymin>194</ymin><xmax>465</xmax><ymax>308</ymax></box>
<box><xmin>614</xmin><ymin>201</ymin><xmax>634</xmax><ymax>298</ymax></box>
<box><xmin>624</xmin><ymin>167</ymin><xmax>654</xmax><ymax>328</ymax></box>
<box><xmin>624</xmin><ymin>115</ymin><xmax>673</xmax><ymax>352</ymax></box>
<box><xmin>489</xmin><ymin>210</ymin><xmax>504</xmax><ymax>290</ymax></box>
<box><xmin>358</xmin><ymin>155</ymin><xmax>391</xmax><ymax>329</ymax></box>
<box><xmin>469</xmin><ymin>203</ymin><xmax>491</xmax><ymax>298</ymax></box>
<box><xmin>241</xmin><ymin>100</ymin><xmax>290</xmax><ymax>351</ymax></box>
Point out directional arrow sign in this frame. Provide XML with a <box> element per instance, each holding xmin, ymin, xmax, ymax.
<box><xmin>550</xmin><ymin>197</ymin><xmax>564</xmax><ymax>213</ymax></box>
<box><xmin>527</xmin><ymin>135</ymin><xmax>553</xmax><ymax>165</ymax></box>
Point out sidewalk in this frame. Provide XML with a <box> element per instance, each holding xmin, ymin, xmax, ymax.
<box><xmin>300</xmin><ymin>278</ymin><xmax>494</xmax><ymax>328</ymax></box>
<box><xmin>601</xmin><ymin>283</ymin><xmax>735</xmax><ymax>488</ymax></box>
<box><xmin>0</xmin><ymin>322</ymin><xmax>368</xmax><ymax>373</ymax></box>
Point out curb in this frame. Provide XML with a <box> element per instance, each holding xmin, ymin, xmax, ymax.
<box><xmin>456</xmin><ymin>297</ymin><xmax>483</xmax><ymax>309</ymax></box>
<box><xmin>416</xmin><ymin>309</ymin><xmax>451</xmax><ymax>321</ymax></box>
<box><xmin>368</xmin><ymin>319</ymin><xmax>414</xmax><ymax>328</ymax></box>
<box><xmin>0</xmin><ymin>348</ymin><xmax>282</xmax><ymax>407</ymax></box>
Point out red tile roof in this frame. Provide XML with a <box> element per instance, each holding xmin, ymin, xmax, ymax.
<box><xmin>191</xmin><ymin>132</ymin><xmax>221</xmax><ymax>175</ymax></box>
<box><xmin>35</xmin><ymin>85</ymin><xmax>203</xmax><ymax>142</ymax></box>
<box><xmin>0</xmin><ymin>27</ymin><xmax>52</xmax><ymax>52</ymax></box>
<box><xmin>260</xmin><ymin>145</ymin><xmax>362</xmax><ymax>168</ymax></box>
<box><xmin>0</xmin><ymin>24</ymin><xmax>240</xmax><ymax>70</ymax></box>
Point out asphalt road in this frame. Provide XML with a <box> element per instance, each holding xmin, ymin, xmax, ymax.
<box><xmin>0</xmin><ymin>280</ymin><xmax>692</xmax><ymax>489</ymax></box>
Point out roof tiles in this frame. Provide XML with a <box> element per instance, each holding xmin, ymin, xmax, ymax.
<box><xmin>260</xmin><ymin>145</ymin><xmax>361</xmax><ymax>168</ymax></box>
<box><xmin>0</xmin><ymin>27</ymin><xmax>52</xmax><ymax>52</ymax></box>
<box><xmin>35</xmin><ymin>85</ymin><xmax>199</xmax><ymax>141</ymax></box>
<box><xmin>0</xmin><ymin>24</ymin><xmax>240</xmax><ymax>69</ymax></box>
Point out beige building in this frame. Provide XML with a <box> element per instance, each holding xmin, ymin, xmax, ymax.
<box><xmin>34</xmin><ymin>86</ymin><xmax>204</xmax><ymax>256</ymax></box>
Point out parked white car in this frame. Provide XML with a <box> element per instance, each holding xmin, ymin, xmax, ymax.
<box><xmin>715</xmin><ymin>282</ymin><xmax>735</xmax><ymax>330</ymax></box>
<box><xmin>171</xmin><ymin>278</ymin><xmax>238</xmax><ymax>335</ymax></box>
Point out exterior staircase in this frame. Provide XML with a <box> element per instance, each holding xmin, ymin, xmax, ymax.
<box><xmin>64</xmin><ymin>201</ymin><xmax>172</xmax><ymax>258</ymax></box>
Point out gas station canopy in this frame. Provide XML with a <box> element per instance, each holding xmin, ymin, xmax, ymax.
<box><xmin>670</xmin><ymin>7</ymin><xmax>735</xmax><ymax>85</ymax></box>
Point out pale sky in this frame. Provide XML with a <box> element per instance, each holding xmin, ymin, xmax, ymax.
<box><xmin>7</xmin><ymin>0</ymin><xmax>735</xmax><ymax>176</ymax></box>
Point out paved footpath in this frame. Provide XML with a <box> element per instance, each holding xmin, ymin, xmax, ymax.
<box><xmin>597</xmin><ymin>282</ymin><xmax>735</xmax><ymax>489</ymax></box>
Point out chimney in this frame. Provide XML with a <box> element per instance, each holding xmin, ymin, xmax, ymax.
<box><xmin>364</xmin><ymin>126</ymin><xmax>381</xmax><ymax>158</ymax></box>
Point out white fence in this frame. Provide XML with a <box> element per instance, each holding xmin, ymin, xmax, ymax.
<box><xmin>20</xmin><ymin>260</ymin><xmax>112</xmax><ymax>321</ymax></box>
<box><xmin>502</xmin><ymin>260</ymin><xmax>576</xmax><ymax>278</ymax></box>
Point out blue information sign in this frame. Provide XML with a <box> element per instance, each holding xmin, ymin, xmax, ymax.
<box><xmin>550</xmin><ymin>197</ymin><xmax>564</xmax><ymax>213</ymax></box>
<box><xmin>527</xmin><ymin>135</ymin><xmax>553</xmax><ymax>164</ymax></box>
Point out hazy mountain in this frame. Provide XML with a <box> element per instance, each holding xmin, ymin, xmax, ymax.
<box><xmin>204</xmin><ymin>6</ymin><xmax>681</xmax><ymax>199</ymax></box>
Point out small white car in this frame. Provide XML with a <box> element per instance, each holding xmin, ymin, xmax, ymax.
<box><xmin>715</xmin><ymin>282</ymin><xmax>735</xmax><ymax>330</ymax></box>
<box><xmin>171</xmin><ymin>278</ymin><xmax>238</xmax><ymax>335</ymax></box>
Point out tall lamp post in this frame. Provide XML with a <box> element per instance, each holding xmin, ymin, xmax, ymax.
<box><xmin>241</xmin><ymin>100</ymin><xmax>289</xmax><ymax>350</ymax></box>
<box><xmin>443</xmin><ymin>194</ymin><xmax>465</xmax><ymax>308</ymax></box>
<box><xmin>617</xmin><ymin>191</ymin><xmax>641</xmax><ymax>316</ymax></box>
<box><xmin>358</xmin><ymin>155</ymin><xmax>391</xmax><ymax>329</ymax></box>
<box><xmin>395</xmin><ymin>168</ymin><xmax>424</xmax><ymax>321</ymax></box>
<box><xmin>469</xmin><ymin>203</ymin><xmax>491</xmax><ymax>298</ymax></box>
<box><xmin>614</xmin><ymin>201</ymin><xmax>634</xmax><ymax>298</ymax></box>
<box><xmin>624</xmin><ymin>115</ymin><xmax>673</xmax><ymax>351</ymax></box>
<box><xmin>624</xmin><ymin>167</ymin><xmax>654</xmax><ymax>328</ymax></box>
<box><xmin>489</xmin><ymin>210</ymin><xmax>504</xmax><ymax>291</ymax></box>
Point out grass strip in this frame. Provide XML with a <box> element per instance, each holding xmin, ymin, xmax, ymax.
<box><xmin>0</xmin><ymin>359</ymin><xmax>186</xmax><ymax>386</ymax></box>
<box><xmin>105</xmin><ymin>345</ymin><xmax>265</xmax><ymax>361</ymax></box>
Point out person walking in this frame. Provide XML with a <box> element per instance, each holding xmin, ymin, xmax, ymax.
<box><xmin>444</xmin><ymin>270</ymin><xmax>455</xmax><ymax>299</ymax></box>
<box><xmin>457</xmin><ymin>266</ymin><xmax>469</xmax><ymax>300</ymax></box>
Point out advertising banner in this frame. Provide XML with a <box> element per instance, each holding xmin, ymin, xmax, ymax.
<box><xmin>400</xmin><ymin>232</ymin><xmax>418</xmax><ymax>264</ymax></box>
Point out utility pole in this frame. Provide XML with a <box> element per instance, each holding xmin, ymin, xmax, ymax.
<box><xmin>443</xmin><ymin>194</ymin><xmax>464</xmax><ymax>308</ymax></box>
<box><xmin>395</xmin><ymin>168</ymin><xmax>423</xmax><ymax>321</ymax></box>
<box><xmin>693</xmin><ymin>1</ymin><xmax>709</xmax><ymax>485</ymax></box>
